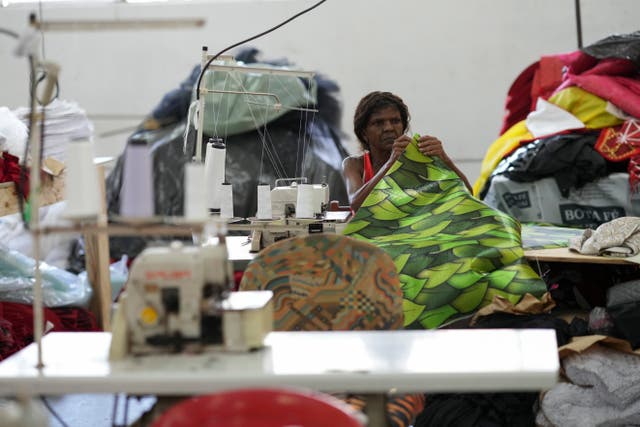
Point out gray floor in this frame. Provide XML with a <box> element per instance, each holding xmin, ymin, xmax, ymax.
<box><xmin>0</xmin><ymin>394</ymin><xmax>156</xmax><ymax>427</ymax></box>
<box><xmin>45</xmin><ymin>394</ymin><xmax>156</xmax><ymax>427</ymax></box>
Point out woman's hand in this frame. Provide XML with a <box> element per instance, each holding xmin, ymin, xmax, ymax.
<box><xmin>416</xmin><ymin>135</ymin><xmax>448</xmax><ymax>160</ymax></box>
<box><xmin>390</xmin><ymin>135</ymin><xmax>413</xmax><ymax>161</ymax></box>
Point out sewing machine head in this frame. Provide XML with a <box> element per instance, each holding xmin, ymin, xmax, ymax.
<box><xmin>270</xmin><ymin>177</ymin><xmax>329</xmax><ymax>219</ymax></box>
<box><xmin>109</xmin><ymin>240</ymin><xmax>273</xmax><ymax>359</ymax></box>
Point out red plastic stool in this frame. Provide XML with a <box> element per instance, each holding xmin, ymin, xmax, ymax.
<box><xmin>150</xmin><ymin>388</ymin><xmax>365</xmax><ymax>427</ymax></box>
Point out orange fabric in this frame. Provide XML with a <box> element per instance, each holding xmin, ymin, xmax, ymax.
<box><xmin>363</xmin><ymin>151</ymin><xmax>374</xmax><ymax>183</ymax></box>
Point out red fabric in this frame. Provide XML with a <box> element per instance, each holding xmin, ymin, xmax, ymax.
<box><xmin>555</xmin><ymin>55</ymin><xmax>640</xmax><ymax>118</ymax></box>
<box><xmin>150</xmin><ymin>388</ymin><xmax>363</xmax><ymax>427</ymax></box>
<box><xmin>500</xmin><ymin>61</ymin><xmax>538</xmax><ymax>135</ymax></box>
<box><xmin>363</xmin><ymin>151</ymin><xmax>374</xmax><ymax>183</ymax></box>
<box><xmin>531</xmin><ymin>56</ymin><xmax>568</xmax><ymax>105</ymax></box>
<box><xmin>595</xmin><ymin>121</ymin><xmax>640</xmax><ymax>162</ymax></box>
<box><xmin>629</xmin><ymin>156</ymin><xmax>640</xmax><ymax>193</ymax></box>
<box><xmin>0</xmin><ymin>302</ymin><xmax>100</xmax><ymax>361</ymax></box>
<box><xmin>500</xmin><ymin>52</ymin><xmax>584</xmax><ymax>135</ymax></box>
<box><xmin>0</xmin><ymin>152</ymin><xmax>29</xmax><ymax>199</ymax></box>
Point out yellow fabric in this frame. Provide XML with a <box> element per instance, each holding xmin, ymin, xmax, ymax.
<box><xmin>473</xmin><ymin>120</ymin><xmax>532</xmax><ymax>196</ymax></box>
<box><xmin>548</xmin><ymin>86</ymin><xmax>623</xmax><ymax>129</ymax></box>
<box><xmin>473</xmin><ymin>86</ymin><xmax>624</xmax><ymax>197</ymax></box>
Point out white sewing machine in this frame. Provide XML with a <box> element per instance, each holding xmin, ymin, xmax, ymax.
<box><xmin>270</xmin><ymin>177</ymin><xmax>329</xmax><ymax>218</ymax></box>
<box><xmin>241</xmin><ymin>178</ymin><xmax>351</xmax><ymax>252</ymax></box>
<box><xmin>109</xmin><ymin>239</ymin><xmax>273</xmax><ymax>359</ymax></box>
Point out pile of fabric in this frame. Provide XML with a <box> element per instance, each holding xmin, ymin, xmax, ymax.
<box><xmin>476</xmin><ymin>31</ymin><xmax>640</xmax><ymax>229</ymax></box>
<box><xmin>0</xmin><ymin>301</ymin><xmax>99</xmax><ymax>361</ymax></box>
<box><xmin>0</xmin><ymin>100</ymin><xmax>99</xmax><ymax>361</ymax></box>
<box><xmin>538</xmin><ymin>343</ymin><xmax>640</xmax><ymax>426</ymax></box>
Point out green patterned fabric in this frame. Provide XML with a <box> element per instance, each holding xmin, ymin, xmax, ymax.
<box><xmin>342</xmin><ymin>141</ymin><xmax>547</xmax><ymax>329</ymax></box>
<box><xmin>521</xmin><ymin>223</ymin><xmax>585</xmax><ymax>250</ymax></box>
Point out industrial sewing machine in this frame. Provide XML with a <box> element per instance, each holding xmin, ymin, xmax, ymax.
<box><xmin>243</xmin><ymin>178</ymin><xmax>351</xmax><ymax>252</ymax></box>
<box><xmin>109</xmin><ymin>237</ymin><xmax>273</xmax><ymax>359</ymax></box>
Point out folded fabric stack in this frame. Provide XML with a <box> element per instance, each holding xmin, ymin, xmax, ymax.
<box><xmin>537</xmin><ymin>345</ymin><xmax>640</xmax><ymax>426</ymax></box>
<box><xmin>13</xmin><ymin>98</ymin><xmax>94</xmax><ymax>163</ymax></box>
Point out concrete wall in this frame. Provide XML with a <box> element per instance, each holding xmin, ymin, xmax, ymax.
<box><xmin>1</xmin><ymin>0</ymin><xmax>638</xmax><ymax>185</ymax></box>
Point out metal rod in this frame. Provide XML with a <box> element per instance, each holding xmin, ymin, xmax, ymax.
<box><xmin>200</xmin><ymin>89</ymin><xmax>282</xmax><ymax>105</ymax></box>
<box><xmin>575</xmin><ymin>0</ymin><xmax>583</xmax><ymax>49</ymax></box>
<box><xmin>195</xmin><ymin>46</ymin><xmax>207</xmax><ymax>163</ymax></box>
<box><xmin>30</xmin><ymin>61</ymin><xmax>59</xmax><ymax>370</ymax></box>
<box><xmin>34</xmin><ymin>223</ymin><xmax>203</xmax><ymax>237</ymax></box>
<box><xmin>33</xmin><ymin>218</ymin><xmax>341</xmax><ymax>237</ymax></box>
<box><xmin>206</xmin><ymin>63</ymin><xmax>316</xmax><ymax>79</ymax></box>
<box><xmin>34</xmin><ymin>18</ymin><xmax>205</xmax><ymax>32</ymax></box>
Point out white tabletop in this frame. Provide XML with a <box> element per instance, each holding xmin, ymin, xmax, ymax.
<box><xmin>0</xmin><ymin>329</ymin><xmax>559</xmax><ymax>397</ymax></box>
<box><xmin>226</xmin><ymin>234</ymin><xmax>255</xmax><ymax>269</ymax></box>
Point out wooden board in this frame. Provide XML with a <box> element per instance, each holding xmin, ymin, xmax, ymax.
<box><xmin>0</xmin><ymin>173</ymin><xmax>65</xmax><ymax>217</ymax></box>
<box><xmin>524</xmin><ymin>246</ymin><xmax>637</xmax><ymax>265</ymax></box>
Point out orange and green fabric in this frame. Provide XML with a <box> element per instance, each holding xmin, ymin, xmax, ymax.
<box><xmin>343</xmin><ymin>140</ymin><xmax>547</xmax><ymax>329</ymax></box>
<box><xmin>239</xmin><ymin>234</ymin><xmax>424</xmax><ymax>427</ymax></box>
<box><xmin>239</xmin><ymin>233</ymin><xmax>403</xmax><ymax>331</ymax></box>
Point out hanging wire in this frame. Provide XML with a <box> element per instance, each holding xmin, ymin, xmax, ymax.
<box><xmin>225</xmin><ymin>70</ymin><xmax>289</xmax><ymax>179</ymax></box>
<box><xmin>195</xmin><ymin>0</ymin><xmax>327</xmax><ymax>101</ymax></box>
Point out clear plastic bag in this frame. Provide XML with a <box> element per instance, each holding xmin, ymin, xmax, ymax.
<box><xmin>0</xmin><ymin>244</ymin><xmax>91</xmax><ymax>308</ymax></box>
<box><xmin>78</xmin><ymin>255</ymin><xmax>129</xmax><ymax>302</ymax></box>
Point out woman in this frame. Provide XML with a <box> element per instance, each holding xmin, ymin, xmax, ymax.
<box><xmin>342</xmin><ymin>91</ymin><xmax>472</xmax><ymax>211</ymax></box>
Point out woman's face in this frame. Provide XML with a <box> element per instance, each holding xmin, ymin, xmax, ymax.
<box><xmin>363</xmin><ymin>106</ymin><xmax>404</xmax><ymax>152</ymax></box>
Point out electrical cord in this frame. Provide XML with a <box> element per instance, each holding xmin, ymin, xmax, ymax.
<box><xmin>195</xmin><ymin>0</ymin><xmax>327</xmax><ymax>101</ymax></box>
<box><xmin>40</xmin><ymin>396</ymin><xmax>70</xmax><ymax>427</ymax></box>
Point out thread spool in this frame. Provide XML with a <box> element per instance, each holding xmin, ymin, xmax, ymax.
<box><xmin>184</xmin><ymin>162</ymin><xmax>208</xmax><ymax>222</ymax></box>
<box><xmin>204</xmin><ymin>137</ymin><xmax>226</xmax><ymax>213</ymax></box>
<box><xmin>219</xmin><ymin>182</ymin><xmax>234</xmax><ymax>219</ymax></box>
<box><xmin>120</xmin><ymin>135</ymin><xmax>154</xmax><ymax>218</ymax></box>
<box><xmin>256</xmin><ymin>183</ymin><xmax>273</xmax><ymax>219</ymax></box>
<box><xmin>63</xmin><ymin>138</ymin><xmax>100</xmax><ymax>220</ymax></box>
<box><xmin>313</xmin><ymin>183</ymin><xmax>328</xmax><ymax>215</ymax></box>
<box><xmin>295</xmin><ymin>183</ymin><xmax>315</xmax><ymax>218</ymax></box>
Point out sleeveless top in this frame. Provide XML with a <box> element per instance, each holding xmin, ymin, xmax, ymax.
<box><xmin>363</xmin><ymin>151</ymin><xmax>374</xmax><ymax>183</ymax></box>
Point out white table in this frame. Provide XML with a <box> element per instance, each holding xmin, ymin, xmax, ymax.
<box><xmin>0</xmin><ymin>329</ymin><xmax>559</xmax><ymax>426</ymax></box>
<box><xmin>226</xmin><ymin>234</ymin><xmax>255</xmax><ymax>270</ymax></box>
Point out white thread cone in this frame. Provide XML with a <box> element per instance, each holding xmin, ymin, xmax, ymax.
<box><xmin>295</xmin><ymin>184</ymin><xmax>315</xmax><ymax>218</ymax></box>
<box><xmin>64</xmin><ymin>138</ymin><xmax>100</xmax><ymax>220</ymax></box>
<box><xmin>184</xmin><ymin>162</ymin><xmax>208</xmax><ymax>221</ymax></box>
<box><xmin>256</xmin><ymin>184</ymin><xmax>273</xmax><ymax>219</ymax></box>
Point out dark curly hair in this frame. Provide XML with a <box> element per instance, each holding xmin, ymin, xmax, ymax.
<box><xmin>353</xmin><ymin>91</ymin><xmax>410</xmax><ymax>151</ymax></box>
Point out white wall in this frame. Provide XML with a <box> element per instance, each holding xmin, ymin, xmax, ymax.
<box><xmin>1</xmin><ymin>0</ymin><xmax>638</xmax><ymax>186</ymax></box>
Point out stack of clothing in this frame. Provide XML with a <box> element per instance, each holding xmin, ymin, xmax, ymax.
<box><xmin>13</xmin><ymin>99</ymin><xmax>94</xmax><ymax>163</ymax></box>
<box><xmin>537</xmin><ymin>345</ymin><xmax>640</xmax><ymax>426</ymax></box>
<box><xmin>476</xmin><ymin>31</ymin><xmax>640</xmax><ymax>229</ymax></box>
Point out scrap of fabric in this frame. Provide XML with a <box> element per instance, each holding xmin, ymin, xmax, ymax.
<box><xmin>343</xmin><ymin>141</ymin><xmax>547</xmax><ymax>329</ymax></box>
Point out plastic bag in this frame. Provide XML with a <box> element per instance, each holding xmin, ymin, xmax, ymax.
<box><xmin>78</xmin><ymin>255</ymin><xmax>129</xmax><ymax>303</ymax></box>
<box><xmin>0</xmin><ymin>244</ymin><xmax>91</xmax><ymax>308</ymax></box>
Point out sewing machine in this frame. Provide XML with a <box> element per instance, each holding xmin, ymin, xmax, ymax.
<box><xmin>109</xmin><ymin>239</ymin><xmax>273</xmax><ymax>359</ymax></box>
<box><xmin>240</xmin><ymin>178</ymin><xmax>351</xmax><ymax>252</ymax></box>
<box><xmin>270</xmin><ymin>178</ymin><xmax>329</xmax><ymax>218</ymax></box>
